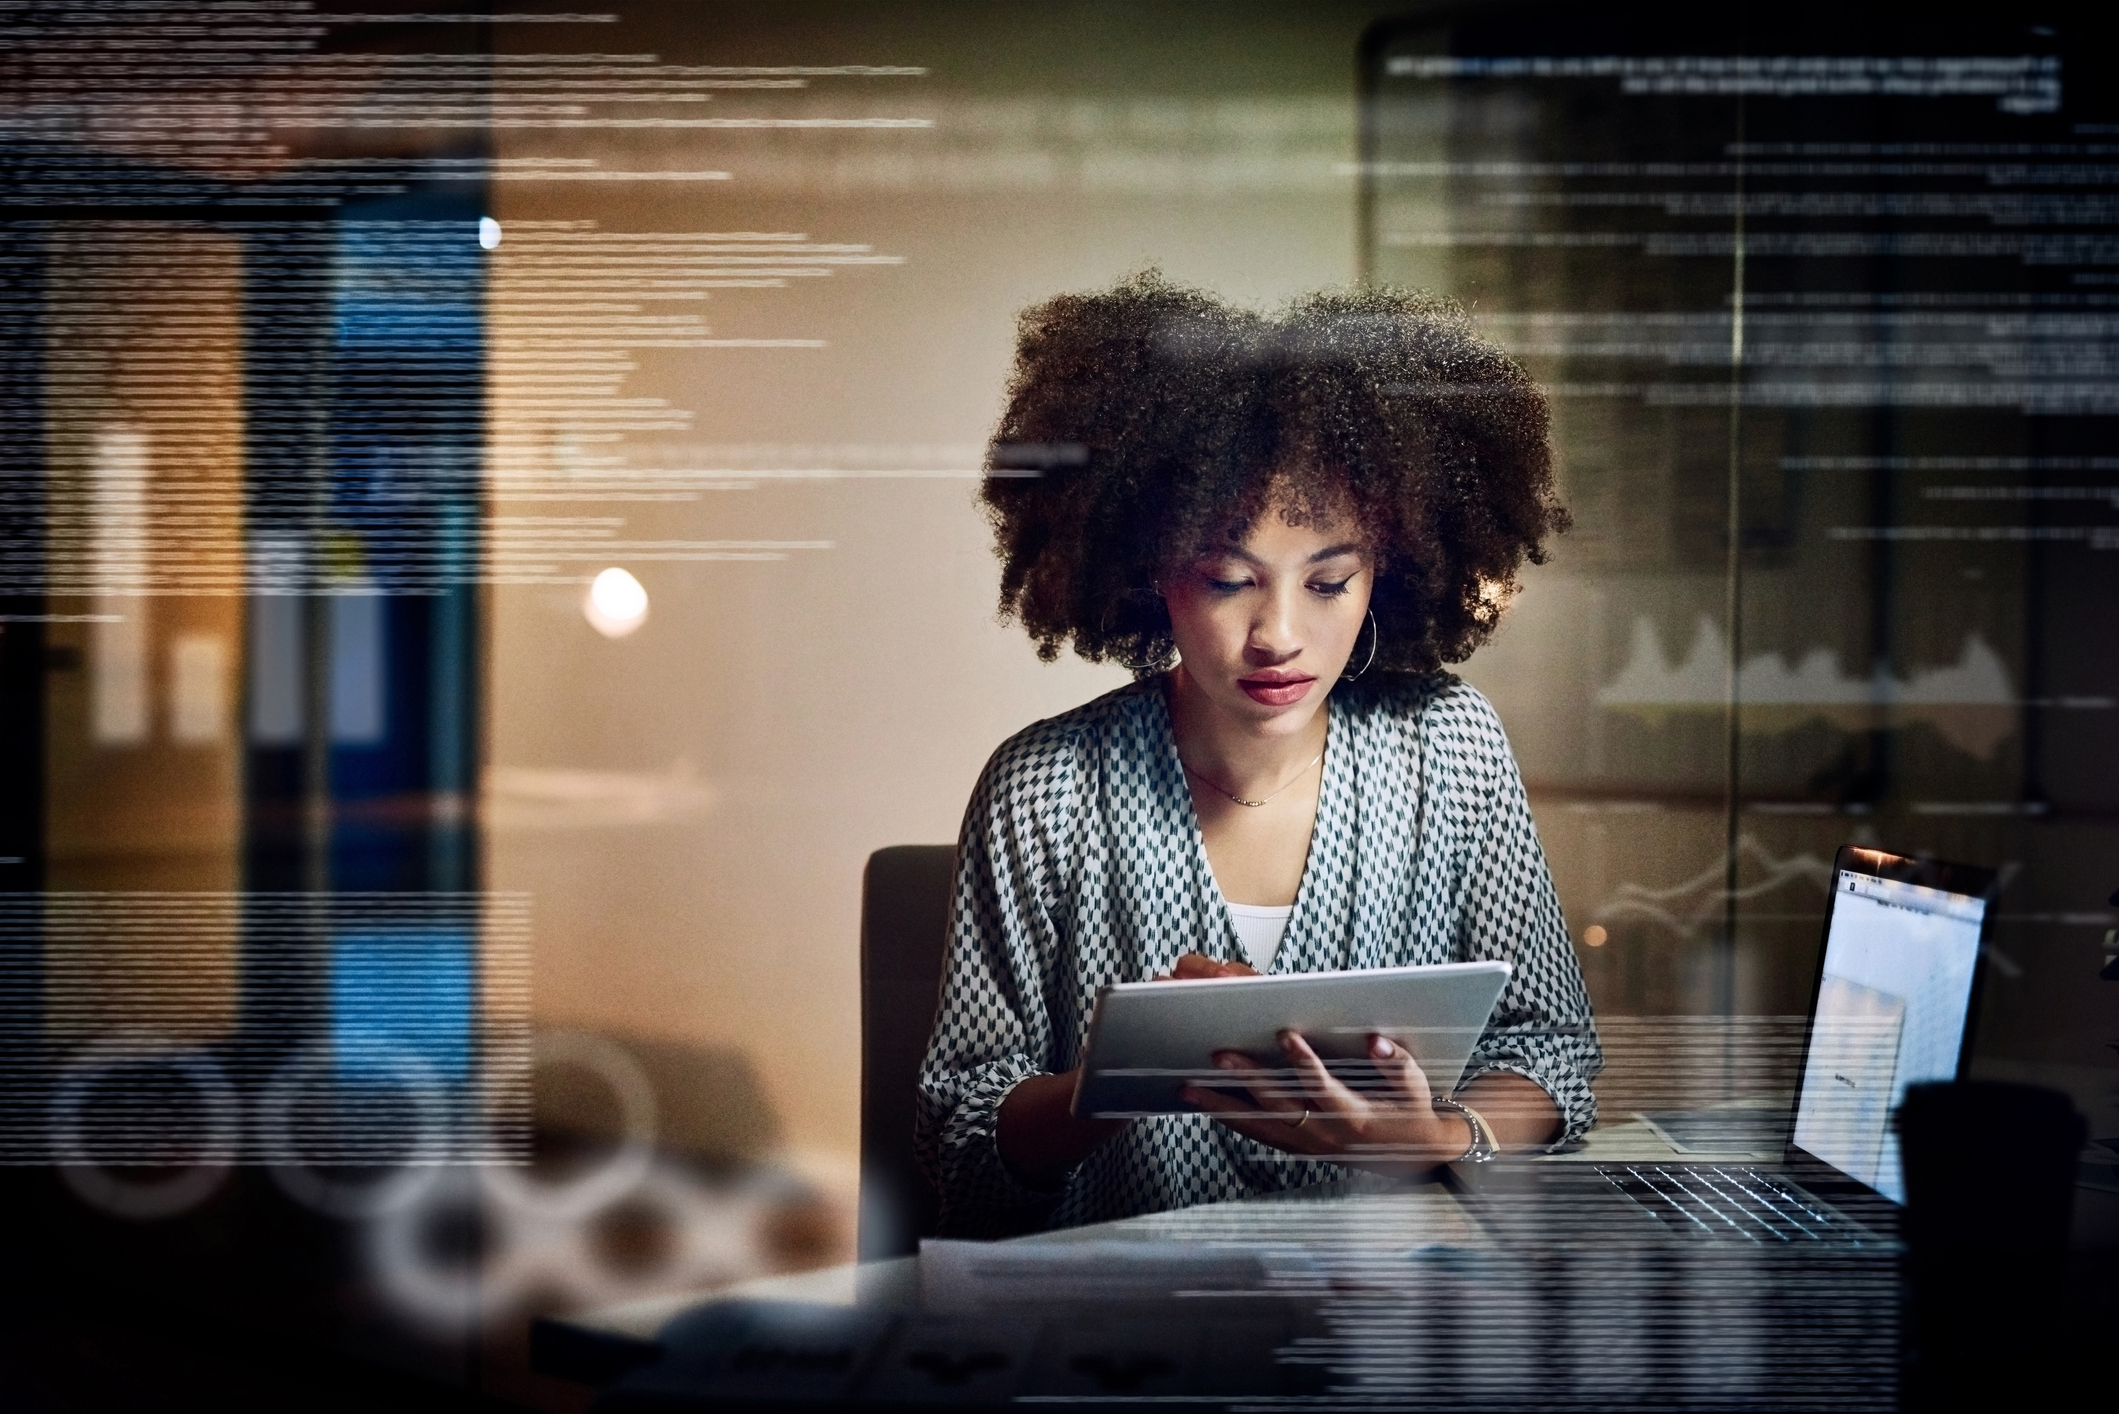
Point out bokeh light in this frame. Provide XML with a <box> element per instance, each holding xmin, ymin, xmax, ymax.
<box><xmin>584</xmin><ymin>567</ymin><xmax>648</xmax><ymax>638</ymax></box>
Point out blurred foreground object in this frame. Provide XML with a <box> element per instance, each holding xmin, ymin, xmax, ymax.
<box><xmin>1897</xmin><ymin>1080</ymin><xmax>2084</xmax><ymax>1411</ymax></box>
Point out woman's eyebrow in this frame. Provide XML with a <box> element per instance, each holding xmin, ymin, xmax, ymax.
<box><xmin>1206</xmin><ymin>541</ymin><xmax>1365</xmax><ymax>567</ymax></box>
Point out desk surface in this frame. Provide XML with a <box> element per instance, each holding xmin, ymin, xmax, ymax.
<box><xmin>555</xmin><ymin>1113</ymin><xmax>1776</xmax><ymax>1345</ymax></box>
<box><xmin>533</xmin><ymin>1111</ymin><xmax>1815</xmax><ymax>1407</ymax></box>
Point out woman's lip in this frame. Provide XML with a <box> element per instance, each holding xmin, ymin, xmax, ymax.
<box><xmin>1239</xmin><ymin>675</ymin><xmax>1314</xmax><ymax>706</ymax></box>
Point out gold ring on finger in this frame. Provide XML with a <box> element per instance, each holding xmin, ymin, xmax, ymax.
<box><xmin>1289</xmin><ymin>1109</ymin><xmax>1310</xmax><ymax>1129</ymax></box>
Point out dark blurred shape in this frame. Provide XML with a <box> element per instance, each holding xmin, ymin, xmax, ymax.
<box><xmin>858</xmin><ymin>845</ymin><xmax>955</xmax><ymax>1261</ymax></box>
<box><xmin>533</xmin><ymin>1031</ymin><xmax>782</xmax><ymax>1165</ymax></box>
<box><xmin>1070</xmin><ymin>1351</ymin><xmax>1176</xmax><ymax>1393</ymax></box>
<box><xmin>1898</xmin><ymin>1080</ymin><xmax>2085</xmax><ymax>1411</ymax></box>
<box><xmin>606</xmin><ymin>1301</ymin><xmax>898</xmax><ymax>1410</ymax></box>
<box><xmin>2105</xmin><ymin>888</ymin><xmax>2118</xmax><ymax>980</ymax></box>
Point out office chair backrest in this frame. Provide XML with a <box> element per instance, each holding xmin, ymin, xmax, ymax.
<box><xmin>857</xmin><ymin>844</ymin><xmax>956</xmax><ymax>1260</ymax></box>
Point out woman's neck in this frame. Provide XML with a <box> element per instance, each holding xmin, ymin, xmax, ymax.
<box><xmin>1165</xmin><ymin>665</ymin><xmax>1329</xmax><ymax>798</ymax></box>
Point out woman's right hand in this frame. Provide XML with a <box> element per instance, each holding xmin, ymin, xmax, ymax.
<box><xmin>1155</xmin><ymin>951</ymin><xmax>1259</xmax><ymax>981</ymax></box>
<box><xmin>996</xmin><ymin>953</ymin><xmax>1257</xmax><ymax>1189</ymax></box>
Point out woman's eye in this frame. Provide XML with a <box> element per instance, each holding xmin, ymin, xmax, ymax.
<box><xmin>1310</xmin><ymin>578</ymin><xmax>1354</xmax><ymax>598</ymax></box>
<box><xmin>1205</xmin><ymin>578</ymin><xmax>1250</xmax><ymax>595</ymax></box>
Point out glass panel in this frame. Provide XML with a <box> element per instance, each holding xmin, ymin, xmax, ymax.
<box><xmin>1363</xmin><ymin>13</ymin><xmax>2118</xmax><ymax>1121</ymax></box>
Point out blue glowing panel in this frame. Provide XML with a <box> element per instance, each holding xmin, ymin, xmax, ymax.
<box><xmin>331</xmin><ymin>932</ymin><xmax>473</xmax><ymax>1084</ymax></box>
<box><xmin>328</xmin><ymin>590</ymin><xmax>387</xmax><ymax>745</ymax></box>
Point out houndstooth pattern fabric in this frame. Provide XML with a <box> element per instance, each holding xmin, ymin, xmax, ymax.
<box><xmin>915</xmin><ymin>671</ymin><xmax>1602</xmax><ymax>1237</ymax></box>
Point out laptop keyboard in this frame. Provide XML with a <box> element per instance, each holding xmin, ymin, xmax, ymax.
<box><xmin>1594</xmin><ymin>1164</ymin><xmax>1870</xmax><ymax>1245</ymax></box>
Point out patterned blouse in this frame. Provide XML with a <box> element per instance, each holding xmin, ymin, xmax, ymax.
<box><xmin>916</xmin><ymin>670</ymin><xmax>1602</xmax><ymax>1236</ymax></box>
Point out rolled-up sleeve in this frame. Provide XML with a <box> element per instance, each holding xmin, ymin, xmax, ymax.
<box><xmin>1451</xmin><ymin>707</ymin><xmax>1603</xmax><ymax>1148</ymax></box>
<box><xmin>915</xmin><ymin>726</ymin><xmax>1080</xmax><ymax>1233</ymax></box>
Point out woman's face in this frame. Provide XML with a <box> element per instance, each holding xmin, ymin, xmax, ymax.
<box><xmin>1161</xmin><ymin>501</ymin><xmax>1374</xmax><ymax>738</ymax></box>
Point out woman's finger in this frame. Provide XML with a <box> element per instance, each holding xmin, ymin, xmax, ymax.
<box><xmin>1367</xmin><ymin>1034</ymin><xmax>1434</xmax><ymax>1105</ymax></box>
<box><xmin>1180</xmin><ymin>1082</ymin><xmax>1258</xmax><ymax>1115</ymax></box>
<box><xmin>1210</xmin><ymin>1051</ymin><xmax>1309</xmax><ymax>1114</ymax></box>
<box><xmin>1215</xmin><ymin>1111</ymin><xmax>1325</xmax><ymax>1154</ymax></box>
<box><xmin>1165</xmin><ymin>954</ymin><xmax>1259</xmax><ymax>981</ymax></box>
<box><xmin>1277</xmin><ymin>1030</ymin><xmax>1359</xmax><ymax>1113</ymax></box>
<box><xmin>1183</xmin><ymin>1081</ymin><xmax>1302</xmax><ymax>1127</ymax></box>
<box><xmin>1182</xmin><ymin>1085</ymin><xmax>1326</xmax><ymax>1154</ymax></box>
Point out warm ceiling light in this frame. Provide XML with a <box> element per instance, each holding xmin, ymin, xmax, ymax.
<box><xmin>584</xmin><ymin>567</ymin><xmax>648</xmax><ymax>638</ymax></box>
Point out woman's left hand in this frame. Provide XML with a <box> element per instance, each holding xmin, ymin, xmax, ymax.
<box><xmin>1178</xmin><ymin>1030</ymin><xmax>1471</xmax><ymax>1171</ymax></box>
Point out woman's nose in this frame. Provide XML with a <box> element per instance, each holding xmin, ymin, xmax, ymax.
<box><xmin>1247</xmin><ymin>586</ymin><xmax>1301</xmax><ymax>658</ymax></box>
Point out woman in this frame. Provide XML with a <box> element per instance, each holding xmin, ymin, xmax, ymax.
<box><xmin>917</xmin><ymin>273</ymin><xmax>1600</xmax><ymax>1237</ymax></box>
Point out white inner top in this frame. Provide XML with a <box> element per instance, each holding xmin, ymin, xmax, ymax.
<box><xmin>1226</xmin><ymin>902</ymin><xmax>1294</xmax><ymax>973</ymax></box>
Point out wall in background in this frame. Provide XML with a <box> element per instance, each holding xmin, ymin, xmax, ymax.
<box><xmin>484</xmin><ymin>0</ymin><xmax>1387</xmax><ymax>1165</ymax></box>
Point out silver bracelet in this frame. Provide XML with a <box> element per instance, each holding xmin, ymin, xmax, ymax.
<box><xmin>1431</xmin><ymin>1096</ymin><xmax>1497</xmax><ymax>1163</ymax></box>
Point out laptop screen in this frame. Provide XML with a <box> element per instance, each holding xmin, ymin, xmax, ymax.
<box><xmin>1791</xmin><ymin>868</ymin><xmax>1987</xmax><ymax>1203</ymax></box>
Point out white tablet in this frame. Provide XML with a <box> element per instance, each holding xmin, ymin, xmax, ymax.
<box><xmin>1070</xmin><ymin>960</ymin><xmax>1512</xmax><ymax>1118</ymax></box>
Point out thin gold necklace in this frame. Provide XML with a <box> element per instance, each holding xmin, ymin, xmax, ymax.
<box><xmin>1182</xmin><ymin>748</ymin><xmax>1325</xmax><ymax>809</ymax></box>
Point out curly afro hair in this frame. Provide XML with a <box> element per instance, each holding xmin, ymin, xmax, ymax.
<box><xmin>980</xmin><ymin>271</ymin><xmax>1567</xmax><ymax>677</ymax></box>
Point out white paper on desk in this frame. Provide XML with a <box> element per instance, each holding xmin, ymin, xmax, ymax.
<box><xmin>1121</xmin><ymin>1187</ymin><xmax>1492</xmax><ymax>1253</ymax></box>
<box><xmin>918</xmin><ymin>1239</ymin><xmax>1286</xmax><ymax>1312</ymax></box>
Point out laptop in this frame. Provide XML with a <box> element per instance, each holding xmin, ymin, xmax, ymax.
<box><xmin>1459</xmin><ymin>844</ymin><xmax>1996</xmax><ymax>1248</ymax></box>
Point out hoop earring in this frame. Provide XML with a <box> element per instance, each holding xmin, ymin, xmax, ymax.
<box><xmin>1343</xmin><ymin>609</ymin><xmax>1379</xmax><ymax>681</ymax></box>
